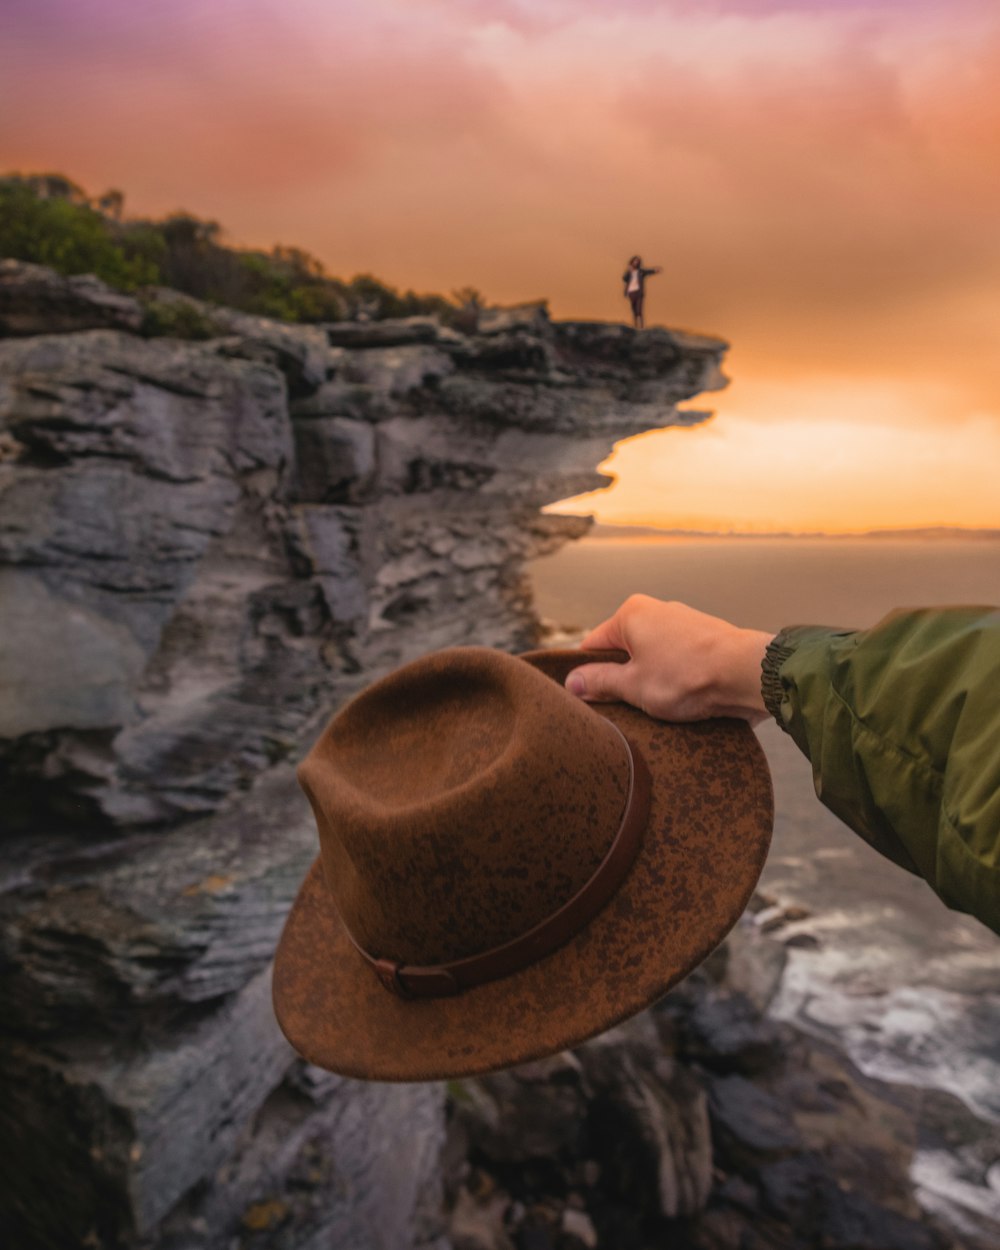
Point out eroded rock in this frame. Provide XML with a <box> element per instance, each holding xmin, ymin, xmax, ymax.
<box><xmin>0</xmin><ymin>266</ymin><xmax>730</xmax><ymax>1249</ymax></box>
<box><xmin>0</xmin><ymin>259</ymin><xmax>144</xmax><ymax>336</ymax></box>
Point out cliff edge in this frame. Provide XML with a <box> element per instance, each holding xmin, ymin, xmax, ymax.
<box><xmin>0</xmin><ymin>260</ymin><xmax>727</xmax><ymax>1249</ymax></box>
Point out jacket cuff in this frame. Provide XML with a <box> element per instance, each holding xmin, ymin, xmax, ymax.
<box><xmin>761</xmin><ymin>629</ymin><xmax>799</xmax><ymax>731</ymax></box>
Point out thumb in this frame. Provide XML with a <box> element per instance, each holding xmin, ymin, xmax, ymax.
<box><xmin>565</xmin><ymin>661</ymin><xmax>634</xmax><ymax>704</ymax></box>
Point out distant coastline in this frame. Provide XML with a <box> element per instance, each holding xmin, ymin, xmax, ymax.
<box><xmin>584</xmin><ymin>522</ymin><xmax>1000</xmax><ymax>541</ymax></box>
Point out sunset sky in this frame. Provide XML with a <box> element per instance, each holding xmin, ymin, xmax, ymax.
<box><xmin>3</xmin><ymin>0</ymin><xmax>999</xmax><ymax>532</ymax></box>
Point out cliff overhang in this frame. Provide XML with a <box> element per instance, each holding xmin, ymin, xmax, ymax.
<box><xmin>0</xmin><ymin>260</ymin><xmax>728</xmax><ymax>1249</ymax></box>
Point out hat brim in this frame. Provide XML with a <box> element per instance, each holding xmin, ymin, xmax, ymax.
<box><xmin>272</xmin><ymin>649</ymin><xmax>773</xmax><ymax>1081</ymax></box>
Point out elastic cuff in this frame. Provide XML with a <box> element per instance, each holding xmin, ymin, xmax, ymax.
<box><xmin>761</xmin><ymin>630</ymin><xmax>797</xmax><ymax>730</ymax></box>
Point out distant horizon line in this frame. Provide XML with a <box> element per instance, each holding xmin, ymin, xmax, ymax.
<box><xmin>583</xmin><ymin>521</ymin><xmax>1000</xmax><ymax>541</ymax></box>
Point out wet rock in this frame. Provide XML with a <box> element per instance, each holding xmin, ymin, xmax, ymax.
<box><xmin>714</xmin><ymin>1174</ymin><xmax>759</xmax><ymax>1215</ymax></box>
<box><xmin>758</xmin><ymin>902</ymin><xmax>812</xmax><ymax>935</ymax></box>
<box><xmin>516</xmin><ymin>1226</ymin><xmax>554</xmax><ymax>1250</ymax></box>
<box><xmin>560</xmin><ymin>1206</ymin><xmax>597</xmax><ymax>1248</ymax></box>
<box><xmin>579</xmin><ymin>1018</ymin><xmax>714</xmax><ymax>1220</ymax></box>
<box><xmin>707</xmin><ymin>1073</ymin><xmax>803</xmax><ymax>1167</ymax></box>
<box><xmin>440</xmin><ymin>932</ymin><xmax>985</xmax><ymax>1250</ymax></box>
<box><xmin>818</xmin><ymin>1190</ymin><xmax>944</xmax><ymax>1250</ymax></box>
<box><xmin>684</xmin><ymin>991</ymin><xmax>788</xmax><ymax>1074</ymax></box>
<box><xmin>450</xmin><ymin>1188</ymin><xmax>516</xmax><ymax>1250</ymax></box>
<box><xmin>721</xmin><ymin>913</ymin><xmax>789</xmax><ymax>1011</ymax></box>
<box><xmin>756</xmin><ymin>1154</ymin><xmax>827</xmax><ymax>1221</ymax></box>
<box><xmin>454</xmin><ymin>1053</ymin><xmax>591</xmax><ymax>1164</ymax></box>
<box><xmin>757</xmin><ymin>1159</ymin><xmax>945</xmax><ymax>1250</ymax></box>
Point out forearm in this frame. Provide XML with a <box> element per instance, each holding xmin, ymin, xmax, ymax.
<box><xmin>571</xmin><ymin>595</ymin><xmax>1000</xmax><ymax>930</ymax></box>
<box><xmin>704</xmin><ymin>625</ymin><xmax>772</xmax><ymax>723</ymax></box>
<box><xmin>764</xmin><ymin>607</ymin><xmax>1000</xmax><ymax>930</ymax></box>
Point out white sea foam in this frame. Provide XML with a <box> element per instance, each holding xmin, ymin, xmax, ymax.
<box><xmin>913</xmin><ymin>1150</ymin><xmax>1000</xmax><ymax>1230</ymax></box>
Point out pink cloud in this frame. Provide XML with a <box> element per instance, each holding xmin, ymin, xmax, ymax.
<box><xmin>3</xmin><ymin>0</ymin><xmax>999</xmax><ymax>411</ymax></box>
<box><xmin>1</xmin><ymin>1</ymin><xmax>507</xmax><ymax>195</ymax></box>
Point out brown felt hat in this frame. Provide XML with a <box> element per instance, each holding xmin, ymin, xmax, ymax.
<box><xmin>273</xmin><ymin>646</ymin><xmax>773</xmax><ymax>1081</ymax></box>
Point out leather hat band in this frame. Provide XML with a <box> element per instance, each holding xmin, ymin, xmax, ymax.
<box><xmin>342</xmin><ymin>725</ymin><xmax>652</xmax><ymax>999</ymax></box>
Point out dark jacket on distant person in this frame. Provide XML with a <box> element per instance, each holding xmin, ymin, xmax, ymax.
<box><xmin>622</xmin><ymin>266</ymin><xmax>659</xmax><ymax>296</ymax></box>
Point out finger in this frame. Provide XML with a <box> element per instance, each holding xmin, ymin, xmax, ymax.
<box><xmin>579</xmin><ymin>614</ymin><xmax>628</xmax><ymax>652</ymax></box>
<box><xmin>565</xmin><ymin>660</ymin><xmax>636</xmax><ymax>704</ymax></box>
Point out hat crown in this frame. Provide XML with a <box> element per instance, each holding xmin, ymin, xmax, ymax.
<box><xmin>297</xmin><ymin>648</ymin><xmax>631</xmax><ymax>966</ymax></box>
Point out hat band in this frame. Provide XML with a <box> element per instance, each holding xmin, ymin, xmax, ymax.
<box><xmin>344</xmin><ymin>724</ymin><xmax>652</xmax><ymax>1000</ymax></box>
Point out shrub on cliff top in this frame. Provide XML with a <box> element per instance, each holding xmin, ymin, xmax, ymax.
<box><xmin>0</xmin><ymin>172</ymin><xmax>473</xmax><ymax>327</ymax></box>
<box><xmin>139</xmin><ymin>299</ymin><xmax>221</xmax><ymax>341</ymax></box>
<box><xmin>0</xmin><ymin>177</ymin><xmax>159</xmax><ymax>290</ymax></box>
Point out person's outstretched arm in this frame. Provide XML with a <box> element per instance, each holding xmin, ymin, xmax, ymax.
<box><xmin>566</xmin><ymin>595</ymin><xmax>1000</xmax><ymax>934</ymax></box>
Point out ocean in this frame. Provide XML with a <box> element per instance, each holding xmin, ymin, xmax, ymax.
<box><xmin>529</xmin><ymin>533</ymin><xmax>1000</xmax><ymax>637</ymax></box>
<box><xmin>529</xmin><ymin>534</ymin><xmax>1000</xmax><ymax>1232</ymax></box>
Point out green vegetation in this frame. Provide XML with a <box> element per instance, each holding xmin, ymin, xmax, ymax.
<box><xmin>138</xmin><ymin>299</ymin><xmax>221</xmax><ymax>341</ymax></box>
<box><xmin>0</xmin><ymin>173</ymin><xmax>466</xmax><ymax>325</ymax></box>
<box><xmin>0</xmin><ymin>176</ymin><xmax>158</xmax><ymax>290</ymax></box>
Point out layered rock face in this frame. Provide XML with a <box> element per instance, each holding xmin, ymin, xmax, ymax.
<box><xmin>0</xmin><ymin>262</ymin><xmax>727</xmax><ymax>1249</ymax></box>
<box><xmin>0</xmin><ymin>261</ymin><xmax>725</xmax><ymax>834</ymax></box>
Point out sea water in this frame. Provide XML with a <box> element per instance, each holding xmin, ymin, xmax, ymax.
<box><xmin>530</xmin><ymin>534</ymin><xmax>1000</xmax><ymax>1230</ymax></box>
<box><xmin>529</xmin><ymin>533</ymin><xmax>1000</xmax><ymax>636</ymax></box>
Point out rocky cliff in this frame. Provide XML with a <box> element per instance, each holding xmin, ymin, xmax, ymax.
<box><xmin>0</xmin><ymin>261</ymin><xmax>728</xmax><ymax>1249</ymax></box>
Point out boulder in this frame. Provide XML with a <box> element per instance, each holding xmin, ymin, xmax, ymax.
<box><xmin>0</xmin><ymin>260</ymin><xmax>144</xmax><ymax>337</ymax></box>
<box><xmin>581</xmin><ymin>1021</ymin><xmax>714</xmax><ymax>1220</ymax></box>
<box><xmin>454</xmin><ymin>1053</ymin><xmax>592</xmax><ymax>1164</ymax></box>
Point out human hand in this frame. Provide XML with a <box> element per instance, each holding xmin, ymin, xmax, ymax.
<box><xmin>565</xmin><ymin>595</ymin><xmax>773</xmax><ymax>724</ymax></box>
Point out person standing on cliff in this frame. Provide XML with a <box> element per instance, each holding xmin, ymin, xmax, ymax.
<box><xmin>622</xmin><ymin>255</ymin><xmax>662</xmax><ymax>329</ymax></box>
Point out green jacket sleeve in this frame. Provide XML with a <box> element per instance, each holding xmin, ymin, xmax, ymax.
<box><xmin>761</xmin><ymin>606</ymin><xmax>1000</xmax><ymax>934</ymax></box>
